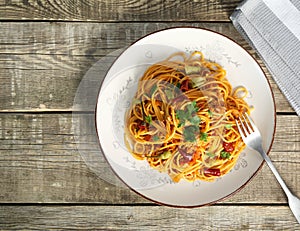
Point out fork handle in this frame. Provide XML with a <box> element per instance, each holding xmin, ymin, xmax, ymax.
<box><xmin>256</xmin><ymin>145</ymin><xmax>294</xmax><ymax>200</ymax></box>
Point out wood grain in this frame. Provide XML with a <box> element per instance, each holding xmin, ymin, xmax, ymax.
<box><xmin>0</xmin><ymin>0</ymin><xmax>240</xmax><ymax>22</ymax></box>
<box><xmin>0</xmin><ymin>22</ymin><xmax>294</xmax><ymax>112</ymax></box>
<box><xmin>0</xmin><ymin>113</ymin><xmax>299</xmax><ymax>203</ymax></box>
<box><xmin>0</xmin><ymin>205</ymin><xmax>299</xmax><ymax>230</ymax></box>
<box><xmin>1</xmin><ymin>1</ymin><xmax>299</xmax><ymax>230</ymax></box>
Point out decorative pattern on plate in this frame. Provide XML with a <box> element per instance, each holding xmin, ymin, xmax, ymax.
<box><xmin>123</xmin><ymin>156</ymin><xmax>173</xmax><ymax>188</ymax></box>
<box><xmin>112</xmin><ymin>75</ymin><xmax>138</xmax><ymax>150</ymax></box>
<box><xmin>184</xmin><ymin>42</ymin><xmax>241</xmax><ymax>67</ymax></box>
<box><xmin>234</xmin><ymin>152</ymin><xmax>248</xmax><ymax>171</ymax></box>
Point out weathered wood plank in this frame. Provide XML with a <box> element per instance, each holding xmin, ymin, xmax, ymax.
<box><xmin>0</xmin><ymin>0</ymin><xmax>240</xmax><ymax>22</ymax></box>
<box><xmin>0</xmin><ymin>205</ymin><xmax>299</xmax><ymax>230</ymax></box>
<box><xmin>1</xmin><ymin>154</ymin><xmax>299</xmax><ymax>204</ymax></box>
<box><xmin>0</xmin><ymin>113</ymin><xmax>299</xmax><ymax>203</ymax></box>
<box><xmin>0</xmin><ymin>113</ymin><xmax>298</xmax><ymax>156</ymax></box>
<box><xmin>0</xmin><ymin>22</ymin><xmax>294</xmax><ymax>112</ymax></box>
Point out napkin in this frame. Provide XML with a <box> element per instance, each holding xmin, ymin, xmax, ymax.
<box><xmin>230</xmin><ymin>0</ymin><xmax>300</xmax><ymax>116</ymax></box>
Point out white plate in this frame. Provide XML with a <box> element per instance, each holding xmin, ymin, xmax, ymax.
<box><xmin>95</xmin><ymin>27</ymin><xmax>276</xmax><ymax>207</ymax></box>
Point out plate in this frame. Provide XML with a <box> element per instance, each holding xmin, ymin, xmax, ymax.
<box><xmin>95</xmin><ymin>27</ymin><xmax>276</xmax><ymax>207</ymax></box>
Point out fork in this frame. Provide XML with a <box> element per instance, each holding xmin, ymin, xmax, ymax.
<box><xmin>236</xmin><ymin>113</ymin><xmax>300</xmax><ymax>224</ymax></box>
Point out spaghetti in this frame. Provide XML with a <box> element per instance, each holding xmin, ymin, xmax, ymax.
<box><xmin>124</xmin><ymin>51</ymin><xmax>251</xmax><ymax>182</ymax></box>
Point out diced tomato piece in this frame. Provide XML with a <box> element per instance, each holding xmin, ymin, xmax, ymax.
<box><xmin>204</xmin><ymin>168</ymin><xmax>221</xmax><ymax>176</ymax></box>
<box><xmin>223</xmin><ymin>142</ymin><xmax>234</xmax><ymax>152</ymax></box>
<box><xmin>144</xmin><ymin>135</ymin><xmax>151</xmax><ymax>141</ymax></box>
<box><xmin>180</xmin><ymin>80</ymin><xmax>190</xmax><ymax>92</ymax></box>
<box><xmin>138</xmin><ymin>125</ymin><xmax>146</xmax><ymax>130</ymax></box>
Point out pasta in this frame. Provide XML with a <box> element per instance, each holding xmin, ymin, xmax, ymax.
<box><xmin>124</xmin><ymin>51</ymin><xmax>251</xmax><ymax>182</ymax></box>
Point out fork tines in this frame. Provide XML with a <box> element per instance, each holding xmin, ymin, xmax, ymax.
<box><xmin>235</xmin><ymin>113</ymin><xmax>257</xmax><ymax>138</ymax></box>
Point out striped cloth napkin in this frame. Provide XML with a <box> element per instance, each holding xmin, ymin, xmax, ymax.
<box><xmin>230</xmin><ymin>0</ymin><xmax>300</xmax><ymax>116</ymax></box>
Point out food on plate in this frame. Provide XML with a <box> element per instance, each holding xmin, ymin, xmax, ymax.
<box><xmin>124</xmin><ymin>51</ymin><xmax>251</xmax><ymax>182</ymax></box>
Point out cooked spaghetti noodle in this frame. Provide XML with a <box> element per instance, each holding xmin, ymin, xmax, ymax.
<box><xmin>124</xmin><ymin>51</ymin><xmax>251</xmax><ymax>182</ymax></box>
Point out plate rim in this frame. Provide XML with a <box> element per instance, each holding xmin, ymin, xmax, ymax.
<box><xmin>94</xmin><ymin>26</ymin><xmax>277</xmax><ymax>207</ymax></box>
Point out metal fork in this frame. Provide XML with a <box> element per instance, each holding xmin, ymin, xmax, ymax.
<box><xmin>236</xmin><ymin>113</ymin><xmax>300</xmax><ymax>224</ymax></box>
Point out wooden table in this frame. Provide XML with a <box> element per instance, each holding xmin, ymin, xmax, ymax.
<box><xmin>0</xmin><ymin>1</ymin><xmax>299</xmax><ymax>230</ymax></box>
